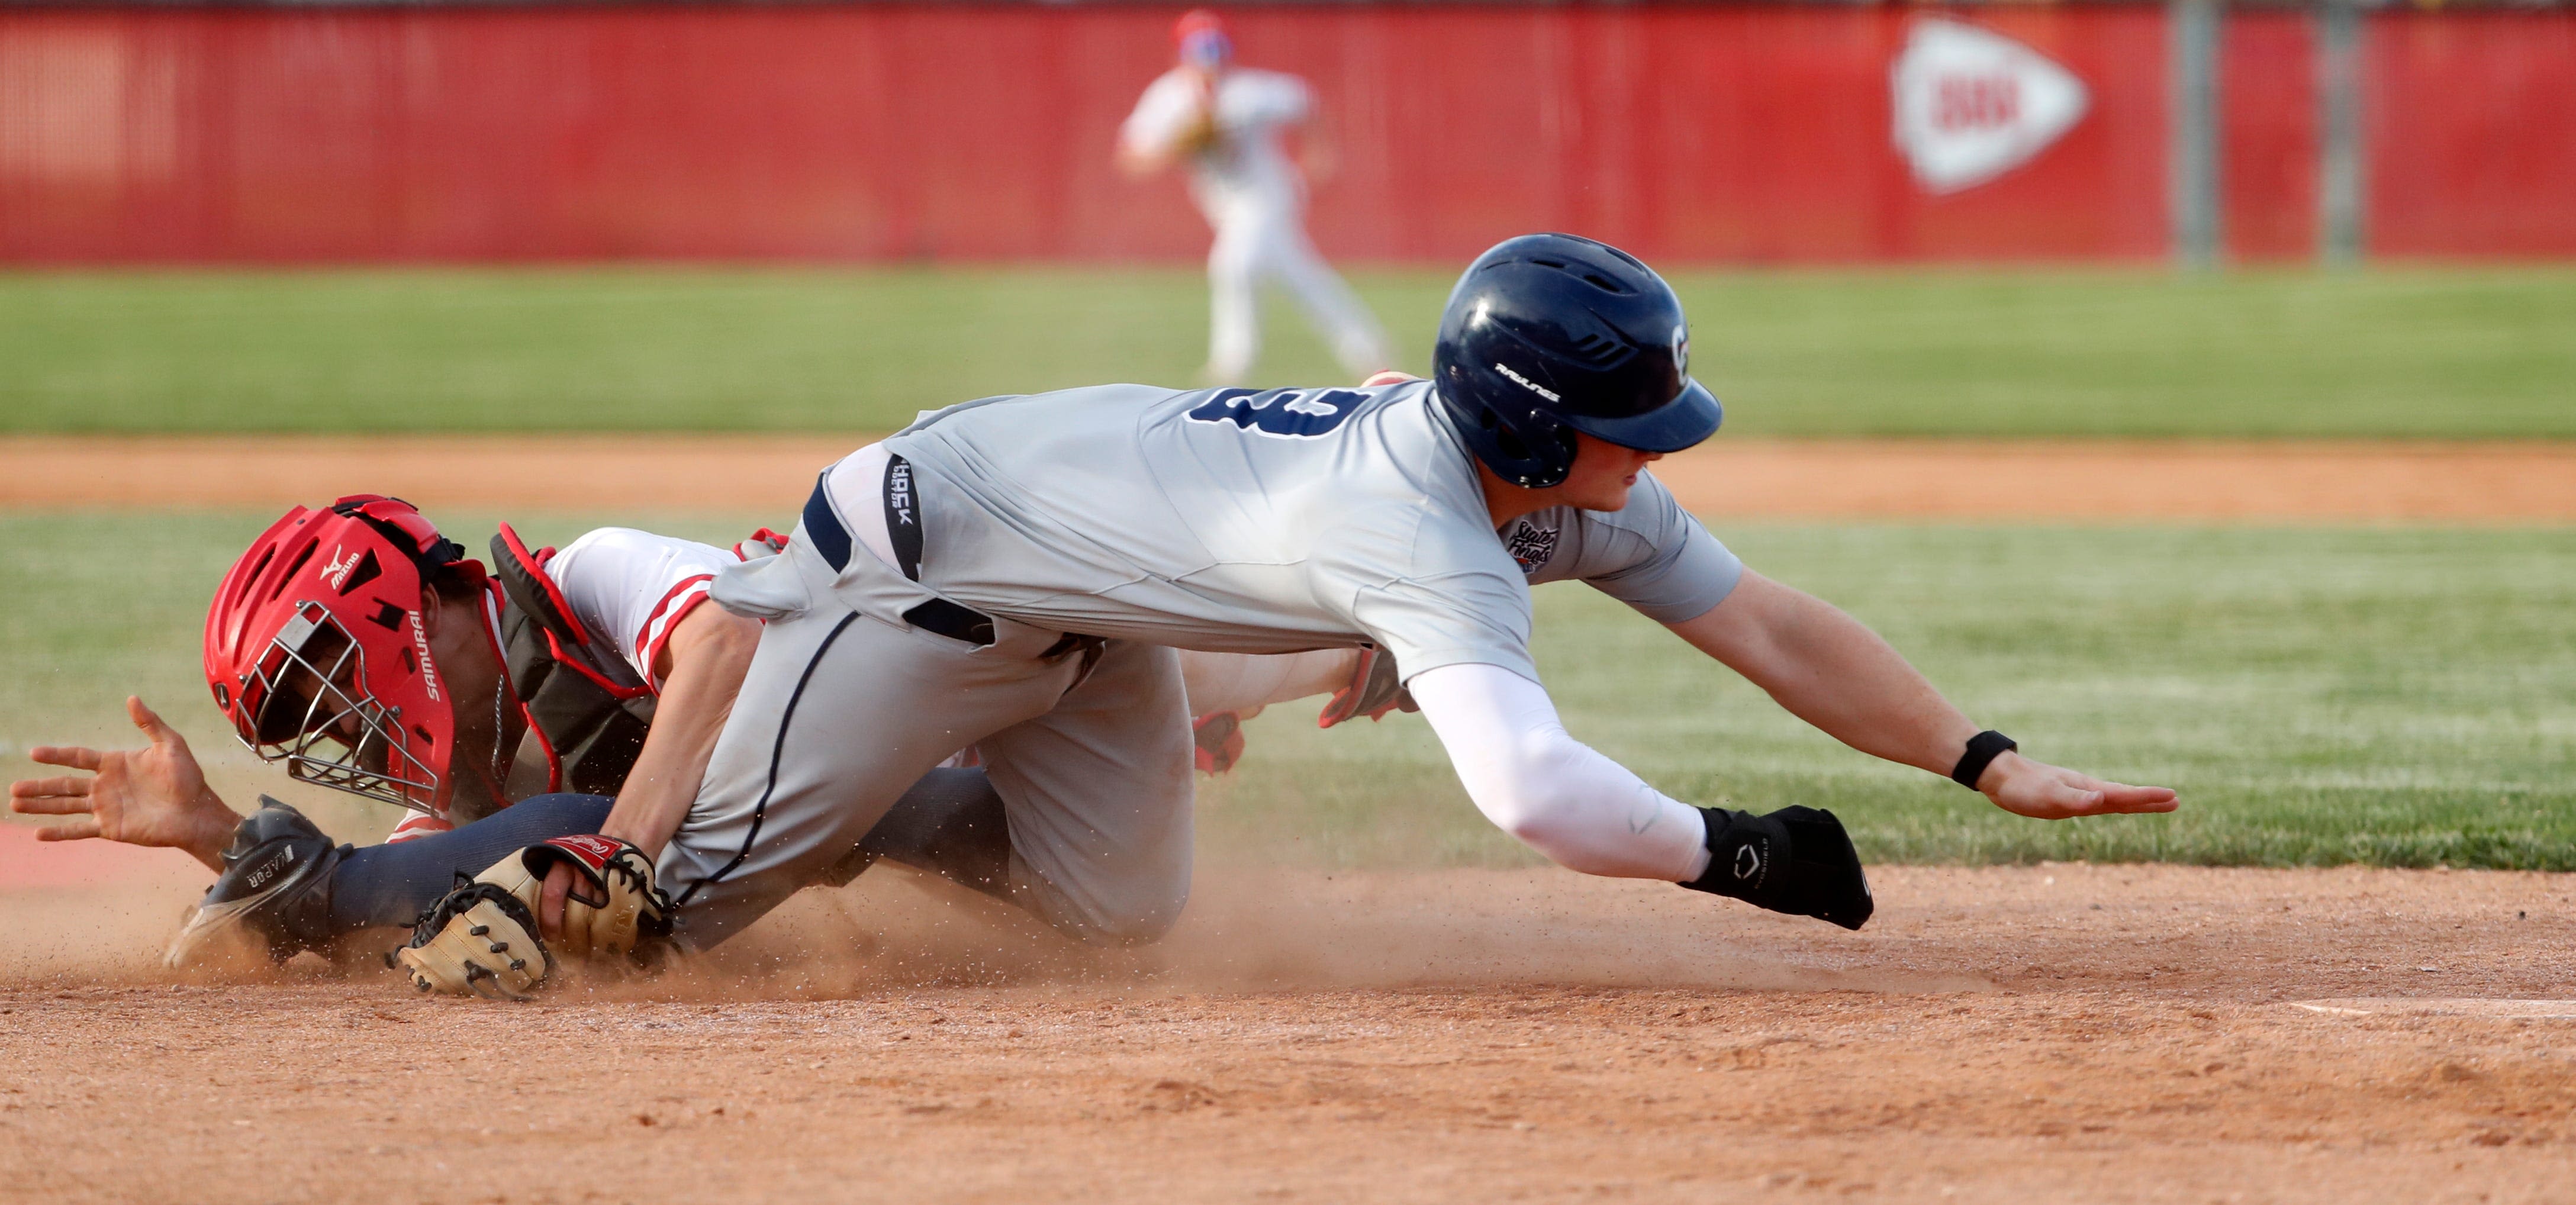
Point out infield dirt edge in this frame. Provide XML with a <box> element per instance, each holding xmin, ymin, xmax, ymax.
<box><xmin>7</xmin><ymin>435</ymin><xmax>2574</xmax><ymax>522</ymax></box>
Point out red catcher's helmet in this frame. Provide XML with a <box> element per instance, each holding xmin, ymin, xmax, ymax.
<box><xmin>1174</xmin><ymin>8</ymin><xmax>1230</xmax><ymax>68</ymax></box>
<box><xmin>203</xmin><ymin>495</ymin><xmax>483</xmax><ymax>814</ymax></box>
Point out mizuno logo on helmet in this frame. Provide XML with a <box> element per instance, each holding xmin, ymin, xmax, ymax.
<box><xmin>321</xmin><ymin>545</ymin><xmax>361</xmax><ymax>591</ymax></box>
<box><xmin>1493</xmin><ymin>362</ymin><xmax>1559</xmax><ymax>402</ymax></box>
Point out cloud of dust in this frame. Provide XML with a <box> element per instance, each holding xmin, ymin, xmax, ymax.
<box><xmin>664</xmin><ymin>861</ymin><xmax>1983</xmax><ymax>1001</ymax></box>
<box><xmin>0</xmin><ymin>856</ymin><xmax>1983</xmax><ymax>1000</ymax></box>
<box><xmin>0</xmin><ymin>878</ymin><xmax>207</xmax><ymax>985</ymax></box>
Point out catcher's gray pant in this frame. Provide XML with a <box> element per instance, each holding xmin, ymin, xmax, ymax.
<box><xmin>660</xmin><ymin>527</ymin><xmax>1195</xmax><ymax>950</ymax></box>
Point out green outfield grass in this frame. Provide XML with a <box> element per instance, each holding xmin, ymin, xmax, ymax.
<box><xmin>7</xmin><ymin>512</ymin><xmax>2569</xmax><ymax>869</ymax></box>
<box><xmin>4</xmin><ymin>266</ymin><xmax>2572</xmax><ymax>437</ymax></box>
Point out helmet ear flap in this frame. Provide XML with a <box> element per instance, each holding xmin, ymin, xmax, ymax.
<box><xmin>1520</xmin><ymin>422</ymin><xmax>1578</xmax><ymax>489</ymax></box>
<box><xmin>1470</xmin><ymin>405</ymin><xmax>1575</xmax><ymax>489</ymax></box>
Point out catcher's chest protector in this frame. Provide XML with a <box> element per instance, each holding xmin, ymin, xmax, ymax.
<box><xmin>490</xmin><ymin>531</ymin><xmax>656</xmax><ymax>797</ymax></box>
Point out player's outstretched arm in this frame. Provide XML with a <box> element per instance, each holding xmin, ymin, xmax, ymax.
<box><xmin>533</xmin><ymin>602</ymin><xmax>759</xmax><ymax>937</ymax></box>
<box><xmin>1666</xmin><ymin>570</ymin><xmax>2176</xmax><ymax>819</ymax></box>
<box><xmin>1411</xmin><ymin>662</ymin><xmax>1876</xmax><ymax>930</ymax></box>
<box><xmin>8</xmin><ymin>696</ymin><xmax>241</xmax><ymax>871</ymax></box>
<box><xmin>1409</xmin><ymin>663</ymin><xmax>1712</xmax><ymax>881</ymax></box>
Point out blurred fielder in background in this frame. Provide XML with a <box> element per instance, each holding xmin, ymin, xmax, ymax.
<box><xmin>1119</xmin><ymin>8</ymin><xmax>1390</xmax><ymax>385</ymax></box>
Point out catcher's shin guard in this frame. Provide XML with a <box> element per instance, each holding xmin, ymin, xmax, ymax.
<box><xmin>166</xmin><ymin>797</ymin><xmax>348</xmax><ymax>968</ymax></box>
<box><xmin>1680</xmin><ymin>806</ymin><xmax>1873</xmax><ymax>931</ymax></box>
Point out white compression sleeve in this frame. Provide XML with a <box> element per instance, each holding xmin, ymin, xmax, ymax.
<box><xmin>1408</xmin><ymin>662</ymin><xmax>1714</xmax><ymax>882</ymax></box>
<box><xmin>1177</xmin><ymin>649</ymin><xmax>1363</xmax><ymax>716</ymax></box>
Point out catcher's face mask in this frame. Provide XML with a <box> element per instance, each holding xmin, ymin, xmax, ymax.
<box><xmin>205</xmin><ymin>496</ymin><xmax>486</xmax><ymax>815</ymax></box>
<box><xmin>233</xmin><ymin>600</ymin><xmax>440</xmax><ymax>809</ymax></box>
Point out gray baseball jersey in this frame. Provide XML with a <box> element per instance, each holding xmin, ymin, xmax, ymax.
<box><xmin>881</xmin><ymin>378</ymin><xmax>1743</xmax><ymax>683</ymax></box>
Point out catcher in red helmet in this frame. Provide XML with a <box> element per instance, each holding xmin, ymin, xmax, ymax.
<box><xmin>12</xmin><ymin>494</ymin><xmax>1401</xmax><ymax>986</ymax></box>
<box><xmin>201</xmin><ymin>495</ymin><xmax>519</xmax><ymax>820</ymax></box>
<box><xmin>10</xmin><ymin>496</ymin><xmax>1005</xmax><ymax>978</ymax></box>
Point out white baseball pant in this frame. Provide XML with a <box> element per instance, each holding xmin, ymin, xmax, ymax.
<box><xmin>1205</xmin><ymin>198</ymin><xmax>1387</xmax><ymax>383</ymax></box>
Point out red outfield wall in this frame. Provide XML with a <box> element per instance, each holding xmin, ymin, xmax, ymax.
<box><xmin>0</xmin><ymin>5</ymin><xmax>2567</xmax><ymax>264</ymax></box>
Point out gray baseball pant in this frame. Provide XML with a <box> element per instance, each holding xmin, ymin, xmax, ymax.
<box><xmin>658</xmin><ymin>524</ymin><xmax>1194</xmax><ymax>950</ymax></box>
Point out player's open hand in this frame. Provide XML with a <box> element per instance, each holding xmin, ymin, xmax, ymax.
<box><xmin>9</xmin><ymin>696</ymin><xmax>239</xmax><ymax>868</ymax></box>
<box><xmin>1979</xmin><ymin>751</ymin><xmax>2177</xmax><ymax>820</ymax></box>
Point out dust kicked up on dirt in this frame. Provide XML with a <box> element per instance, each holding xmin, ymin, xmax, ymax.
<box><xmin>4</xmin><ymin>861</ymin><xmax>2572</xmax><ymax>1203</ymax></box>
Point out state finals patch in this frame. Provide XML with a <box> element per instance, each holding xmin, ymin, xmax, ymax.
<box><xmin>1503</xmin><ymin>518</ymin><xmax>1561</xmax><ymax>575</ymax></box>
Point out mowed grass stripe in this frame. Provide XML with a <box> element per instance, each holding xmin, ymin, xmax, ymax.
<box><xmin>2</xmin><ymin>266</ymin><xmax>2572</xmax><ymax>437</ymax></box>
<box><xmin>5</xmin><ymin>513</ymin><xmax>2568</xmax><ymax>869</ymax></box>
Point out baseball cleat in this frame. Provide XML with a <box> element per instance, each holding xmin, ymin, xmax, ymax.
<box><xmin>165</xmin><ymin>797</ymin><xmax>347</xmax><ymax>968</ymax></box>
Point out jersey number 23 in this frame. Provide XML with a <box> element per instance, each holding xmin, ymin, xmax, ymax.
<box><xmin>1186</xmin><ymin>388</ymin><xmax>1364</xmax><ymax>439</ymax></box>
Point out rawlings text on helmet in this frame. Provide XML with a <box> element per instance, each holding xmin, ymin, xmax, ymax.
<box><xmin>1493</xmin><ymin>362</ymin><xmax>1561</xmax><ymax>402</ymax></box>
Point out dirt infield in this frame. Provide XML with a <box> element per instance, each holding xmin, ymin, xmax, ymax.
<box><xmin>4</xmin><ymin>861</ymin><xmax>2571</xmax><ymax>1203</ymax></box>
<box><xmin>4</xmin><ymin>434</ymin><xmax>2574</xmax><ymax>521</ymax></box>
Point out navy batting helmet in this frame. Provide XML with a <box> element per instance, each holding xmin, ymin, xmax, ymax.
<box><xmin>1432</xmin><ymin>233</ymin><xmax>1722</xmax><ymax>489</ymax></box>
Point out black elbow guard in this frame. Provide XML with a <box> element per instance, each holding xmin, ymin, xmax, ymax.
<box><xmin>1679</xmin><ymin>805</ymin><xmax>1874</xmax><ymax>932</ymax></box>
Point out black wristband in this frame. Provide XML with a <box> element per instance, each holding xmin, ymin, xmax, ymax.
<box><xmin>1950</xmin><ymin>730</ymin><xmax>2017</xmax><ymax>790</ymax></box>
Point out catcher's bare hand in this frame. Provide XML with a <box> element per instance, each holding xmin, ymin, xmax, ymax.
<box><xmin>1979</xmin><ymin>751</ymin><xmax>2177</xmax><ymax>820</ymax></box>
<box><xmin>9</xmin><ymin>696</ymin><xmax>239</xmax><ymax>869</ymax></box>
<box><xmin>538</xmin><ymin>860</ymin><xmax>579</xmax><ymax>941</ymax></box>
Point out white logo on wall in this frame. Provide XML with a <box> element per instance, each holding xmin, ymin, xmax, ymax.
<box><xmin>1892</xmin><ymin>18</ymin><xmax>2090</xmax><ymax>195</ymax></box>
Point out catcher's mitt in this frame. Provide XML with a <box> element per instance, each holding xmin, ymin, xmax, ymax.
<box><xmin>395</xmin><ymin>835</ymin><xmax>670</xmax><ymax>999</ymax></box>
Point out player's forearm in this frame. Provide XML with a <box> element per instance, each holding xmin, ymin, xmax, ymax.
<box><xmin>597</xmin><ymin>748</ymin><xmax>703</xmax><ymax>861</ymax></box>
<box><xmin>1670</xmin><ymin>572</ymin><xmax>1979</xmax><ymax>778</ymax></box>
<box><xmin>176</xmin><ymin>787</ymin><xmax>239</xmax><ymax>871</ymax></box>
<box><xmin>1177</xmin><ymin>648</ymin><xmax>1360</xmax><ymax>716</ymax></box>
<box><xmin>1409</xmin><ymin>663</ymin><xmax>1711</xmax><ymax>881</ymax></box>
<box><xmin>600</xmin><ymin>610</ymin><xmax>757</xmax><ymax>858</ymax></box>
<box><xmin>1116</xmin><ymin>143</ymin><xmax>1170</xmax><ymax>177</ymax></box>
